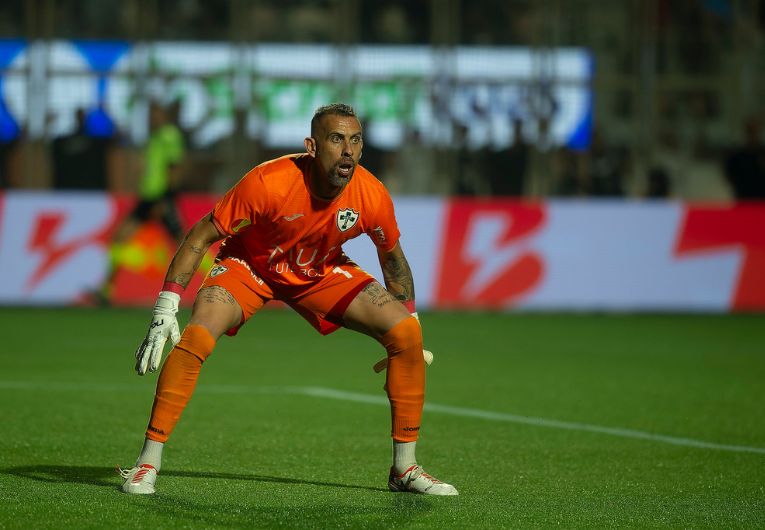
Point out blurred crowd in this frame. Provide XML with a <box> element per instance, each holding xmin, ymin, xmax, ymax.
<box><xmin>0</xmin><ymin>0</ymin><xmax>763</xmax><ymax>200</ymax></box>
<box><xmin>2</xmin><ymin>105</ymin><xmax>763</xmax><ymax>201</ymax></box>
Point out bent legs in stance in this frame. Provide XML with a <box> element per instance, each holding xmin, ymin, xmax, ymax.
<box><xmin>121</xmin><ymin>286</ymin><xmax>245</xmax><ymax>494</ymax></box>
<box><xmin>343</xmin><ymin>282</ymin><xmax>457</xmax><ymax>495</ymax></box>
<box><xmin>122</xmin><ymin>281</ymin><xmax>455</xmax><ymax>495</ymax></box>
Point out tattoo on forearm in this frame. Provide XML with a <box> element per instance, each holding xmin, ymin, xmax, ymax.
<box><xmin>171</xmin><ymin>272</ymin><xmax>193</xmax><ymax>287</ymax></box>
<box><xmin>167</xmin><ymin>243</ymin><xmax>208</xmax><ymax>288</ymax></box>
<box><xmin>362</xmin><ymin>282</ymin><xmax>398</xmax><ymax>309</ymax></box>
<box><xmin>198</xmin><ymin>286</ymin><xmax>236</xmax><ymax>305</ymax></box>
<box><xmin>381</xmin><ymin>254</ymin><xmax>415</xmax><ymax>302</ymax></box>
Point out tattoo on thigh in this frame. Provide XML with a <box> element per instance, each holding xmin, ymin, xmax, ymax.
<box><xmin>362</xmin><ymin>282</ymin><xmax>397</xmax><ymax>309</ymax></box>
<box><xmin>199</xmin><ymin>286</ymin><xmax>236</xmax><ymax>305</ymax></box>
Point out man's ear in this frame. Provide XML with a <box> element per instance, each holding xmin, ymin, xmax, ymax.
<box><xmin>304</xmin><ymin>137</ymin><xmax>316</xmax><ymax>157</ymax></box>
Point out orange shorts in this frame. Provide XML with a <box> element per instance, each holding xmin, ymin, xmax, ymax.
<box><xmin>199</xmin><ymin>256</ymin><xmax>375</xmax><ymax>336</ymax></box>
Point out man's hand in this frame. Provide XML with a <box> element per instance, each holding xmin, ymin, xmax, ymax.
<box><xmin>135</xmin><ymin>291</ymin><xmax>181</xmax><ymax>375</ymax></box>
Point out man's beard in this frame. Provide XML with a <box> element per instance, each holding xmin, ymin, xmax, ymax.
<box><xmin>328</xmin><ymin>161</ymin><xmax>355</xmax><ymax>187</ymax></box>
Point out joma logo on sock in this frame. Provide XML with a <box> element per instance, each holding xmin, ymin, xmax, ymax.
<box><xmin>403</xmin><ymin>426</ymin><xmax>420</xmax><ymax>432</ymax></box>
<box><xmin>148</xmin><ymin>425</ymin><xmax>166</xmax><ymax>435</ymax></box>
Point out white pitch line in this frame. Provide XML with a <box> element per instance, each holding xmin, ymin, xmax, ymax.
<box><xmin>288</xmin><ymin>386</ymin><xmax>765</xmax><ymax>456</ymax></box>
<box><xmin>2</xmin><ymin>380</ymin><xmax>764</xmax><ymax>455</ymax></box>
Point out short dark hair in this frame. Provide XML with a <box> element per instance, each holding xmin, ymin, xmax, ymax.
<box><xmin>311</xmin><ymin>103</ymin><xmax>357</xmax><ymax>136</ymax></box>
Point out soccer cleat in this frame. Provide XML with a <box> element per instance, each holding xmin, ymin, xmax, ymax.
<box><xmin>388</xmin><ymin>464</ymin><xmax>458</xmax><ymax>495</ymax></box>
<box><xmin>117</xmin><ymin>464</ymin><xmax>158</xmax><ymax>494</ymax></box>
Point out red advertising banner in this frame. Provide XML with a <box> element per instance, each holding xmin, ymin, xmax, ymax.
<box><xmin>434</xmin><ymin>200</ymin><xmax>547</xmax><ymax>308</ymax></box>
<box><xmin>675</xmin><ymin>204</ymin><xmax>765</xmax><ymax>311</ymax></box>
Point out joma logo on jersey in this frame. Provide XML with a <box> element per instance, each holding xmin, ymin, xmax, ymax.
<box><xmin>337</xmin><ymin>208</ymin><xmax>359</xmax><ymax>232</ymax></box>
<box><xmin>232</xmin><ymin>218</ymin><xmax>251</xmax><ymax>233</ymax></box>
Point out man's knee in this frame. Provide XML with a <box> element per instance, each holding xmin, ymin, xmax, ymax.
<box><xmin>380</xmin><ymin>316</ymin><xmax>422</xmax><ymax>357</ymax></box>
<box><xmin>175</xmin><ymin>324</ymin><xmax>216</xmax><ymax>362</ymax></box>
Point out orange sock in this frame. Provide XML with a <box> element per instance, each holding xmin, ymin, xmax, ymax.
<box><xmin>145</xmin><ymin>325</ymin><xmax>216</xmax><ymax>443</ymax></box>
<box><xmin>381</xmin><ymin>316</ymin><xmax>425</xmax><ymax>442</ymax></box>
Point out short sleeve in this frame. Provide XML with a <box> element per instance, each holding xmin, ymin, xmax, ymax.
<box><xmin>212</xmin><ymin>169</ymin><xmax>268</xmax><ymax>236</ymax></box>
<box><xmin>365</xmin><ymin>188</ymin><xmax>401</xmax><ymax>252</ymax></box>
<box><xmin>162</xmin><ymin>125</ymin><xmax>185</xmax><ymax>164</ymax></box>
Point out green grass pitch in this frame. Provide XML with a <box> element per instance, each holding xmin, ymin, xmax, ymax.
<box><xmin>0</xmin><ymin>308</ymin><xmax>763</xmax><ymax>528</ymax></box>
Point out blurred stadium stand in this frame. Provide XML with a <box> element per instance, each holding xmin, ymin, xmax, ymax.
<box><xmin>0</xmin><ymin>0</ymin><xmax>763</xmax><ymax>199</ymax></box>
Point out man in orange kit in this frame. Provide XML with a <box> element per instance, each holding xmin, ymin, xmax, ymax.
<box><xmin>118</xmin><ymin>103</ymin><xmax>458</xmax><ymax>496</ymax></box>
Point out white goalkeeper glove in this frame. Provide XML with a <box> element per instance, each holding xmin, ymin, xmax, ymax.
<box><xmin>372</xmin><ymin>312</ymin><xmax>434</xmax><ymax>373</ymax></box>
<box><xmin>135</xmin><ymin>291</ymin><xmax>181</xmax><ymax>376</ymax></box>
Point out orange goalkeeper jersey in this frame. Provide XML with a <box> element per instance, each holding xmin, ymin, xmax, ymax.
<box><xmin>211</xmin><ymin>153</ymin><xmax>400</xmax><ymax>288</ymax></box>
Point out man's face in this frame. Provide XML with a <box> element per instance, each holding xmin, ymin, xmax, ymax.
<box><xmin>306</xmin><ymin>114</ymin><xmax>363</xmax><ymax>188</ymax></box>
<box><xmin>149</xmin><ymin>104</ymin><xmax>165</xmax><ymax>131</ymax></box>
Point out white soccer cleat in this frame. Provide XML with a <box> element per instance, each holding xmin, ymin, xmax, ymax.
<box><xmin>118</xmin><ymin>464</ymin><xmax>158</xmax><ymax>494</ymax></box>
<box><xmin>388</xmin><ymin>464</ymin><xmax>458</xmax><ymax>495</ymax></box>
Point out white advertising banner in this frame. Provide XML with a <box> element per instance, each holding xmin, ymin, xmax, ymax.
<box><xmin>0</xmin><ymin>192</ymin><xmax>762</xmax><ymax>311</ymax></box>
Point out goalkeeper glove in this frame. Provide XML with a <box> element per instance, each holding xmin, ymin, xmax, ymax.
<box><xmin>134</xmin><ymin>291</ymin><xmax>181</xmax><ymax>376</ymax></box>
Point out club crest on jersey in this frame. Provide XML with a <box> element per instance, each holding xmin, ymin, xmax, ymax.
<box><xmin>210</xmin><ymin>265</ymin><xmax>228</xmax><ymax>278</ymax></box>
<box><xmin>337</xmin><ymin>208</ymin><xmax>360</xmax><ymax>232</ymax></box>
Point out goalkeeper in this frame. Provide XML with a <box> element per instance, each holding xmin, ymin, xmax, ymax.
<box><xmin>118</xmin><ymin>103</ymin><xmax>458</xmax><ymax>496</ymax></box>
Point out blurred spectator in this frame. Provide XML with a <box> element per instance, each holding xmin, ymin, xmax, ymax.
<box><xmin>552</xmin><ymin>147</ymin><xmax>589</xmax><ymax>196</ymax></box>
<box><xmin>723</xmin><ymin>117</ymin><xmax>765</xmax><ymax>199</ymax></box>
<box><xmin>645</xmin><ymin>166</ymin><xmax>672</xmax><ymax>198</ymax></box>
<box><xmin>211</xmin><ymin>107</ymin><xmax>262</xmax><ymax>193</ymax></box>
<box><xmin>246</xmin><ymin>3</ymin><xmax>281</xmax><ymax>41</ymax></box>
<box><xmin>586</xmin><ymin>127</ymin><xmax>628</xmax><ymax>196</ymax></box>
<box><xmin>454</xmin><ymin>124</ymin><xmax>479</xmax><ymax>196</ymax></box>
<box><xmin>51</xmin><ymin>108</ymin><xmax>112</xmax><ymax>190</ymax></box>
<box><xmin>0</xmin><ymin>137</ymin><xmax>21</xmax><ymax>188</ymax></box>
<box><xmin>486</xmin><ymin>118</ymin><xmax>530</xmax><ymax>196</ymax></box>
<box><xmin>288</xmin><ymin>3</ymin><xmax>332</xmax><ymax>42</ymax></box>
<box><xmin>394</xmin><ymin>127</ymin><xmax>437</xmax><ymax>194</ymax></box>
<box><xmin>361</xmin><ymin>0</ymin><xmax>428</xmax><ymax>43</ymax></box>
<box><xmin>358</xmin><ymin>120</ymin><xmax>387</xmax><ymax>177</ymax></box>
<box><xmin>96</xmin><ymin>101</ymin><xmax>187</xmax><ymax>303</ymax></box>
<box><xmin>156</xmin><ymin>0</ymin><xmax>230</xmax><ymax>40</ymax></box>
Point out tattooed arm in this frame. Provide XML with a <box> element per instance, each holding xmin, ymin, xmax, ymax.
<box><xmin>165</xmin><ymin>213</ymin><xmax>224</xmax><ymax>288</ymax></box>
<box><xmin>133</xmin><ymin>213</ymin><xmax>224</xmax><ymax>375</ymax></box>
<box><xmin>377</xmin><ymin>242</ymin><xmax>415</xmax><ymax>304</ymax></box>
<box><xmin>370</xmin><ymin>242</ymin><xmax>435</xmax><ymax>374</ymax></box>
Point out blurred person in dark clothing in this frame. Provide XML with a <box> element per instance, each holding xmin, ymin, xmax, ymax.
<box><xmin>51</xmin><ymin>108</ymin><xmax>112</xmax><ymax>190</ymax></box>
<box><xmin>358</xmin><ymin>120</ymin><xmax>386</xmax><ymax>176</ymax></box>
<box><xmin>487</xmin><ymin>118</ymin><xmax>529</xmax><ymax>196</ymax></box>
<box><xmin>724</xmin><ymin>117</ymin><xmax>765</xmax><ymax>199</ymax></box>
<box><xmin>552</xmin><ymin>147</ymin><xmax>589</xmax><ymax>196</ymax></box>
<box><xmin>587</xmin><ymin>127</ymin><xmax>627</xmax><ymax>197</ymax></box>
<box><xmin>455</xmin><ymin>124</ymin><xmax>481</xmax><ymax>196</ymax></box>
<box><xmin>0</xmin><ymin>137</ymin><xmax>21</xmax><ymax>188</ymax></box>
<box><xmin>645</xmin><ymin>166</ymin><xmax>672</xmax><ymax>198</ymax></box>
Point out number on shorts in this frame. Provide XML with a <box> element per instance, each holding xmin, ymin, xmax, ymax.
<box><xmin>332</xmin><ymin>266</ymin><xmax>352</xmax><ymax>279</ymax></box>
